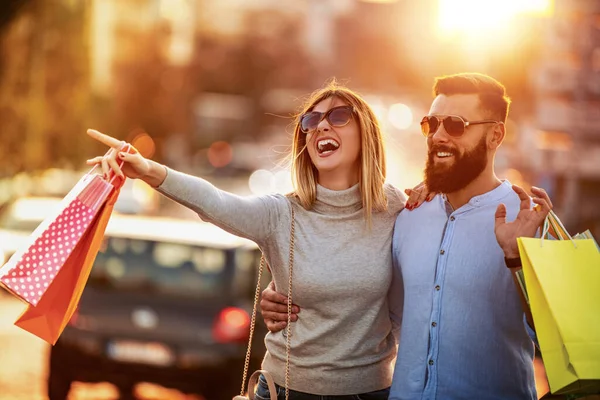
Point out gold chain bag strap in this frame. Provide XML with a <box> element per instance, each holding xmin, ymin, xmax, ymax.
<box><xmin>233</xmin><ymin>205</ymin><xmax>295</xmax><ymax>400</ymax></box>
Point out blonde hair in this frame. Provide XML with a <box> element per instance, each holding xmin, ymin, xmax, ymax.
<box><xmin>290</xmin><ymin>81</ymin><xmax>388</xmax><ymax>225</ymax></box>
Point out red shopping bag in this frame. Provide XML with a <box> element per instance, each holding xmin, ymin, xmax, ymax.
<box><xmin>0</xmin><ymin>147</ymin><xmax>129</xmax><ymax>343</ymax></box>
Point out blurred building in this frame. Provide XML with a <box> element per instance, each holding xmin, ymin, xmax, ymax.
<box><xmin>87</xmin><ymin>0</ymin><xmax>419</xmax><ymax>173</ymax></box>
<box><xmin>525</xmin><ymin>0</ymin><xmax>600</xmax><ymax>235</ymax></box>
<box><xmin>9</xmin><ymin>0</ymin><xmax>596</xmax><ymax>219</ymax></box>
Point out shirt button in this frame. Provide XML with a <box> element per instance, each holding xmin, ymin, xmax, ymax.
<box><xmin>429</xmin><ymin>360</ymin><xmax>434</xmax><ymax>365</ymax></box>
<box><xmin>440</xmin><ymin>249</ymin><xmax>445</xmax><ymax>255</ymax></box>
<box><xmin>450</xmin><ymin>216</ymin><xmax>455</xmax><ymax>221</ymax></box>
<box><xmin>435</xmin><ymin>285</ymin><xmax>441</xmax><ymax>291</ymax></box>
<box><xmin>432</xmin><ymin>322</ymin><xmax>437</xmax><ymax>327</ymax></box>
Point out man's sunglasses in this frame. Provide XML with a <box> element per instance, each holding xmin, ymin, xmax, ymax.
<box><xmin>420</xmin><ymin>115</ymin><xmax>500</xmax><ymax>137</ymax></box>
<box><xmin>300</xmin><ymin>105</ymin><xmax>355</xmax><ymax>133</ymax></box>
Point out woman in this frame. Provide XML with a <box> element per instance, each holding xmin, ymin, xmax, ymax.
<box><xmin>87</xmin><ymin>82</ymin><xmax>426</xmax><ymax>399</ymax></box>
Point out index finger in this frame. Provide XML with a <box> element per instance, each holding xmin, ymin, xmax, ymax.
<box><xmin>262</xmin><ymin>286</ymin><xmax>289</xmax><ymax>305</ymax></box>
<box><xmin>511</xmin><ymin>184</ymin><xmax>531</xmax><ymax>211</ymax></box>
<box><xmin>411</xmin><ymin>181</ymin><xmax>425</xmax><ymax>191</ymax></box>
<box><xmin>531</xmin><ymin>186</ymin><xmax>553</xmax><ymax>209</ymax></box>
<box><xmin>87</xmin><ymin>129</ymin><xmax>124</xmax><ymax>150</ymax></box>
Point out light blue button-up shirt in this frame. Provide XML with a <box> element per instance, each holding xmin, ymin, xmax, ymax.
<box><xmin>389</xmin><ymin>180</ymin><xmax>537</xmax><ymax>400</ymax></box>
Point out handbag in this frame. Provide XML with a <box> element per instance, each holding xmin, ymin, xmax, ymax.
<box><xmin>233</xmin><ymin>205</ymin><xmax>295</xmax><ymax>400</ymax></box>
<box><xmin>517</xmin><ymin>211</ymin><xmax>600</xmax><ymax>395</ymax></box>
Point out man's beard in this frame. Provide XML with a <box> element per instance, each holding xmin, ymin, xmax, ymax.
<box><xmin>424</xmin><ymin>136</ymin><xmax>488</xmax><ymax>194</ymax></box>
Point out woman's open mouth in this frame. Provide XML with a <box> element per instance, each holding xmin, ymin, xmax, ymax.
<box><xmin>317</xmin><ymin>138</ymin><xmax>340</xmax><ymax>157</ymax></box>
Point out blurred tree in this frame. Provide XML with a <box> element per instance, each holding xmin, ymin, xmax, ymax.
<box><xmin>0</xmin><ymin>0</ymin><xmax>91</xmax><ymax>176</ymax></box>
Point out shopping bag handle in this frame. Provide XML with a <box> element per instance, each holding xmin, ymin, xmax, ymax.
<box><xmin>541</xmin><ymin>211</ymin><xmax>577</xmax><ymax>248</ymax></box>
<box><xmin>87</xmin><ymin>142</ymin><xmax>132</xmax><ymax>185</ymax></box>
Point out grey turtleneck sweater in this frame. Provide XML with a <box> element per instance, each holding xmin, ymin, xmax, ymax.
<box><xmin>156</xmin><ymin>168</ymin><xmax>406</xmax><ymax>395</ymax></box>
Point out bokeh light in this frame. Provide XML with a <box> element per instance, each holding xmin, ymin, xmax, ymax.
<box><xmin>207</xmin><ymin>141</ymin><xmax>233</xmax><ymax>168</ymax></box>
<box><xmin>248</xmin><ymin>169</ymin><xmax>275</xmax><ymax>195</ymax></box>
<box><xmin>273</xmin><ymin>170</ymin><xmax>294</xmax><ymax>194</ymax></box>
<box><xmin>438</xmin><ymin>0</ymin><xmax>553</xmax><ymax>35</ymax></box>
<box><xmin>388</xmin><ymin>103</ymin><xmax>413</xmax><ymax>130</ymax></box>
<box><xmin>130</xmin><ymin>131</ymin><xmax>156</xmax><ymax>159</ymax></box>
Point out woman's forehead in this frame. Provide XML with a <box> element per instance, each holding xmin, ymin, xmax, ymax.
<box><xmin>312</xmin><ymin>96</ymin><xmax>348</xmax><ymax>112</ymax></box>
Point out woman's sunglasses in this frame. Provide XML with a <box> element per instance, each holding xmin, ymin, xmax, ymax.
<box><xmin>420</xmin><ymin>115</ymin><xmax>500</xmax><ymax>137</ymax></box>
<box><xmin>300</xmin><ymin>105</ymin><xmax>355</xmax><ymax>133</ymax></box>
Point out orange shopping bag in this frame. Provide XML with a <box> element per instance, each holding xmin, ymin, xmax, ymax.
<box><xmin>14</xmin><ymin>186</ymin><xmax>121</xmax><ymax>344</ymax></box>
<box><xmin>0</xmin><ymin>148</ymin><xmax>129</xmax><ymax>344</ymax></box>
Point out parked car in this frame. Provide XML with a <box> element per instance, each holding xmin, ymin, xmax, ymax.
<box><xmin>47</xmin><ymin>214</ymin><xmax>267</xmax><ymax>400</ymax></box>
<box><xmin>0</xmin><ymin>196</ymin><xmax>63</xmax><ymax>267</ymax></box>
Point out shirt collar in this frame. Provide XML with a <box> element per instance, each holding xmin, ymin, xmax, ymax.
<box><xmin>440</xmin><ymin>180</ymin><xmax>513</xmax><ymax>213</ymax></box>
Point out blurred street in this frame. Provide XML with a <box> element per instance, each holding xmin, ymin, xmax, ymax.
<box><xmin>0</xmin><ymin>294</ymin><xmax>47</xmax><ymax>400</ymax></box>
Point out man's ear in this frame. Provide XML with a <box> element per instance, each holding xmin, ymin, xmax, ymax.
<box><xmin>489</xmin><ymin>122</ymin><xmax>506</xmax><ymax>149</ymax></box>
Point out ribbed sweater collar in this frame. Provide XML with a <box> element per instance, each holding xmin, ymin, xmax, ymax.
<box><xmin>313</xmin><ymin>183</ymin><xmax>362</xmax><ymax>214</ymax></box>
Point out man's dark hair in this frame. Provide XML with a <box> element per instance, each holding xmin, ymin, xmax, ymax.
<box><xmin>433</xmin><ymin>73</ymin><xmax>511</xmax><ymax>123</ymax></box>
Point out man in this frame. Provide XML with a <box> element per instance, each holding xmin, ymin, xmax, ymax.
<box><xmin>260</xmin><ymin>73</ymin><xmax>551</xmax><ymax>400</ymax></box>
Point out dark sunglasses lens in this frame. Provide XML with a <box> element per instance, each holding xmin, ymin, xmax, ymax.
<box><xmin>421</xmin><ymin>116</ymin><xmax>437</xmax><ymax>136</ymax></box>
<box><xmin>301</xmin><ymin>112</ymin><xmax>322</xmax><ymax>132</ymax></box>
<box><xmin>328</xmin><ymin>107</ymin><xmax>353</xmax><ymax>127</ymax></box>
<box><xmin>444</xmin><ymin>116</ymin><xmax>466</xmax><ymax>136</ymax></box>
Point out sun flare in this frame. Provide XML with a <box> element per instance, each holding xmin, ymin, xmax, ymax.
<box><xmin>438</xmin><ymin>0</ymin><xmax>553</xmax><ymax>34</ymax></box>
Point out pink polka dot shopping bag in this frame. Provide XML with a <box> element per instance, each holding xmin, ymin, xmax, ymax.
<box><xmin>0</xmin><ymin>147</ymin><xmax>130</xmax><ymax>344</ymax></box>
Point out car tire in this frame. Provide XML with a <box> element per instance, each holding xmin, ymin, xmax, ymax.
<box><xmin>47</xmin><ymin>369</ymin><xmax>72</xmax><ymax>400</ymax></box>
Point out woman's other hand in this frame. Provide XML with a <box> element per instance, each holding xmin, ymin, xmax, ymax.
<box><xmin>260</xmin><ymin>281</ymin><xmax>300</xmax><ymax>333</ymax></box>
<box><xmin>404</xmin><ymin>182</ymin><xmax>436</xmax><ymax>210</ymax></box>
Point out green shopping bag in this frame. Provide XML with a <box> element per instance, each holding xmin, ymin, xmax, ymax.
<box><xmin>517</xmin><ymin>211</ymin><xmax>600</xmax><ymax>396</ymax></box>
